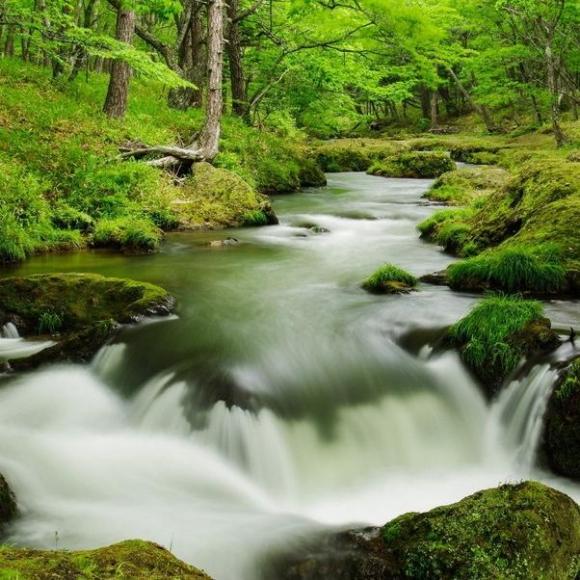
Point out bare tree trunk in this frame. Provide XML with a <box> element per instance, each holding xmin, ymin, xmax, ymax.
<box><xmin>227</xmin><ymin>0</ymin><xmax>246</xmax><ymax>116</ymax></box>
<box><xmin>430</xmin><ymin>90</ymin><xmax>439</xmax><ymax>129</ymax></box>
<box><xmin>446</xmin><ymin>67</ymin><xmax>496</xmax><ymax>132</ymax></box>
<box><xmin>69</xmin><ymin>0</ymin><xmax>99</xmax><ymax>81</ymax></box>
<box><xmin>103</xmin><ymin>6</ymin><xmax>135</xmax><ymax>118</ymax></box>
<box><xmin>545</xmin><ymin>42</ymin><xmax>567</xmax><ymax>147</ymax></box>
<box><xmin>198</xmin><ymin>0</ymin><xmax>224</xmax><ymax>159</ymax></box>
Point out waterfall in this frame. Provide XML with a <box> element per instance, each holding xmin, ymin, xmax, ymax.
<box><xmin>2</xmin><ymin>322</ymin><xmax>20</xmax><ymax>338</ymax></box>
<box><xmin>486</xmin><ymin>364</ymin><xmax>557</xmax><ymax>472</ymax></box>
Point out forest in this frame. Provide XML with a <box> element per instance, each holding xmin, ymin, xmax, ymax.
<box><xmin>0</xmin><ymin>0</ymin><xmax>579</xmax><ymax>578</ymax></box>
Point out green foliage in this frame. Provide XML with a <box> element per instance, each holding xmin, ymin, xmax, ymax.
<box><xmin>556</xmin><ymin>360</ymin><xmax>580</xmax><ymax>402</ymax></box>
<box><xmin>449</xmin><ymin>295</ymin><xmax>543</xmax><ymax>381</ymax></box>
<box><xmin>362</xmin><ymin>264</ymin><xmax>417</xmax><ymax>294</ymax></box>
<box><xmin>448</xmin><ymin>246</ymin><xmax>567</xmax><ymax>293</ymax></box>
<box><xmin>368</xmin><ymin>151</ymin><xmax>455</xmax><ymax>179</ymax></box>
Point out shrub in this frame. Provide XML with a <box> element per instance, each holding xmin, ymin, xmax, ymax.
<box><xmin>448</xmin><ymin>246</ymin><xmax>567</xmax><ymax>293</ymax></box>
<box><xmin>362</xmin><ymin>264</ymin><xmax>417</xmax><ymax>294</ymax></box>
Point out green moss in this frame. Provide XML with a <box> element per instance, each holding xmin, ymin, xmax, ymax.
<box><xmin>418</xmin><ymin>208</ymin><xmax>473</xmax><ymax>241</ymax></box>
<box><xmin>425</xmin><ymin>167</ymin><xmax>508</xmax><ymax>205</ymax></box>
<box><xmin>0</xmin><ymin>273</ymin><xmax>172</xmax><ymax>334</ymax></box>
<box><xmin>368</xmin><ymin>151</ymin><xmax>455</xmax><ymax>179</ymax></box>
<box><xmin>176</xmin><ymin>162</ymin><xmax>277</xmax><ymax>228</ymax></box>
<box><xmin>313</xmin><ymin>139</ymin><xmax>400</xmax><ymax>172</ymax></box>
<box><xmin>545</xmin><ymin>359</ymin><xmax>580</xmax><ymax>480</ymax></box>
<box><xmin>0</xmin><ymin>540</ymin><xmax>211</xmax><ymax>579</ymax></box>
<box><xmin>448</xmin><ymin>246</ymin><xmax>567</xmax><ymax>294</ymax></box>
<box><xmin>448</xmin><ymin>295</ymin><xmax>553</xmax><ymax>387</ymax></box>
<box><xmin>362</xmin><ymin>264</ymin><xmax>418</xmax><ymax>294</ymax></box>
<box><xmin>382</xmin><ymin>481</ymin><xmax>580</xmax><ymax>579</ymax></box>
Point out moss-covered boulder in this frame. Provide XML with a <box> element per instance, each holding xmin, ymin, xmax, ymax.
<box><xmin>174</xmin><ymin>162</ymin><xmax>278</xmax><ymax>229</ymax></box>
<box><xmin>0</xmin><ymin>540</ymin><xmax>212</xmax><ymax>579</ymax></box>
<box><xmin>362</xmin><ymin>264</ymin><xmax>417</xmax><ymax>294</ymax></box>
<box><xmin>0</xmin><ymin>474</ymin><xmax>16</xmax><ymax>526</ymax></box>
<box><xmin>298</xmin><ymin>159</ymin><xmax>327</xmax><ymax>188</ymax></box>
<box><xmin>368</xmin><ymin>151</ymin><xmax>455</xmax><ymax>179</ymax></box>
<box><xmin>314</xmin><ymin>139</ymin><xmax>399</xmax><ymax>172</ymax></box>
<box><xmin>0</xmin><ymin>273</ymin><xmax>175</xmax><ymax>368</ymax></box>
<box><xmin>275</xmin><ymin>482</ymin><xmax>580</xmax><ymax>580</ymax></box>
<box><xmin>544</xmin><ymin>358</ymin><xmax>580</xmax><ymax>480</ymax></box>
<box><xmin>424</xmin><ymin>166</ymin><xmax>508</xmax><ymax>205</ymax></box>
<box><xmin>447</xmin><ymin>296</ymin><xmax>560</xmax><ymax>394</ymax></box>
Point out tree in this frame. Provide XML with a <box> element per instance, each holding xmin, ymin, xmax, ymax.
<box><xmin>103</xmin><ymin>2</ymin><xmax>135</xmax><ymax>118</ymax></box>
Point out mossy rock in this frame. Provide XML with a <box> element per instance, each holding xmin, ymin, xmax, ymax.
<box><xmin>447</xmin><ymin>296</ymin><xmax>560</xmax><ymax>394</ymax></box>
<box><xmin>424</xmin><ymin>166</ymin><xmax>508</xmax><ymax>205</ymax></box>
<box><xmin>544</xmin><ymin>358</ymin><xmax>580</xmax><ymax>480</ymax></box>
<box><xmin>0</xmin><ymin>273</ymin><xmax>175</xmax><ymax>368</ymax></box>
<box><xmin>362</xmin><ymin>264</ymin><xmax>417</xmax><ymax>295</ymax></box>
<box><xmin>313</xmin><ymin>139</ymin><xmax>400</xmax><ymax>172</ymax></box>
<box><xmin>174</xmin><ymin>162</ymin><xmax>278</xmax><ymax>229</ymax></box>
<box><xmin>275</xmin><ymin>482</ymin><xmax>580</xmax><ymax>580</ymax></box>
<box><xmin>368</xmin><ymin>151</ymin><xmax>455</xmax><ymax>179</ymax></box>
<box><xmin>0</xmin><ymin>474</ymin><xmax>16</xmax><ymax>526</ymax></box>
<box><xmin>0</xmin><ymin>540</ymin><xmax>212</xmax><ymax>579</ymax></box>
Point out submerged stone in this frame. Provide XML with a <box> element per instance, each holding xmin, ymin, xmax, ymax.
<box><xmin>0</xmin><ymin>540</ymin><xmax>212</xmax><ymax>579</ymax></box>
<box><xmin>273</xmin><ymin>482</ymin><xmax>580</xmax><ymax>580</ymax></box>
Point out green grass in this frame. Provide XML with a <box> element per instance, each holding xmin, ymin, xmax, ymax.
<box><xmin>37</xmin><ymin>311</ymin><xmax>63</xmax><ymax>335</ymax></box>
<box><xmin>449</xmin><ymin>295</ymin><xmax>543</xmax><ymax>380</ymax></box>
<box><xmin>362</xmin><ymin>264</ymin><xmax>417</xmax><ymax>293</ymax></box>
<box><xmin>93</xmin><ymin>216</ymin><xmax>162</xmax><ymax>252</ymax></box>
<box><xmin>417</xmin><ymin>208</ymin><xmax>473</xmax><ymax>241</ymax></box>
<box><xmin>448</xmin><ymin>245</ymin><xmax>567</xmax><ymax>293</ymax></box>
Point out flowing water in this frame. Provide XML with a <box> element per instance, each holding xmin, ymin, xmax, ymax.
<box><xmin>0</xmin><ymin>173</ymin><xmax>579</xmax><ymax>579</ymax></box>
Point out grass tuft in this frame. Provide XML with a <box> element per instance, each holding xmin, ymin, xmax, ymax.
<box><xmin>448</xmin><ymin>245</ymin><xmax>567</xmax><ymax>293</ymax></box>
<box><xmin>449</xmin><ymin>295</ymin><xmax>543</xmax><ymax>381</ymax></box>
<box><xmin>362</xmin><ymin>264</ymin><xmax>417</xmax><ymax>294</ymax></box>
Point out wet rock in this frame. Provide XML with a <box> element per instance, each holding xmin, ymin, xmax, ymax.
<box><xmin>0</xmin><ymin>473</ymin><xmax>17</xmax><ymax>526</ymax></box>
<box><xmin>0</xmin><ymin>273</ymin><xmax>175</xmax><ymax>369</ymax></box>
<box><xmin>419</xmin><ymin>270</ymin><xmax>448</xmax><ymax>286</ymax></box>
<box><xmin>273</xmin><ymin>482</ymin><xmax>580</xmax><ymax>580</ymax></box>
<box><xmin>299</xmin><ymin>159</ymin><xmax>327</xmax><ymax>187</ymax></box>
<box><xmin>209</xmin><ymin>237</ymin><xmax>240</xmax><ymax>247</ymax></box>
<box><xmin>544</xmin><ymin>358</ymin><xmax>580</xmax><ymax>480</ymax></box>
<box><xmin>296</xmin><ymin>222</ymin><xmax>330</xmax><ymax>234</ymax></box>
<box><xmin>0</xmin><ymin>540</ymin><xmax>212</xmax><ymax>579</ymax></box>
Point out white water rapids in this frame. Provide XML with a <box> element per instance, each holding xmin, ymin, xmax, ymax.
<box><xmin>0</xmin><ymin>173</ymin><xmax>578</xmax><ymax>579</ymax></box>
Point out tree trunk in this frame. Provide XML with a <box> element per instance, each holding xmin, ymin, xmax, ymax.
<box><xmin>198</xmin><ymin>0</ymin><xmax>224</xmax><ymax>159</ymax></box>
<box><xmin>545</xmin><ymin>42</ymin><xmax>567</xmax><ymax>147</ymax></box>
<box><xmin>446</xmin><ymin>67</ymin><xmax>496</xmax><ymax>132</ymax></box>
<box><xmin>430</xmin><ymin>90</ymin><xmax>439</xmax><ymax>129</ymax></box>
<box><xmin>227</xmin><ymin>0</ymin><xmax>247</xmax><ymax>116</ymax></box>
<box><xmin>103</xmin><ymin>6</ymin><xmax>135</xmax><ymax>118</ymax></box>
<box><xmin>69</xmin><ymin>0</ymin><xmax>99</xmax><ymax>81</ymax></box>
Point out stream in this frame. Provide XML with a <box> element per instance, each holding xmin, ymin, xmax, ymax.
<box><xmin>0</xmin><ymin>172</ymin><xmax>579</xmax><ymax>579</ymax></box>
